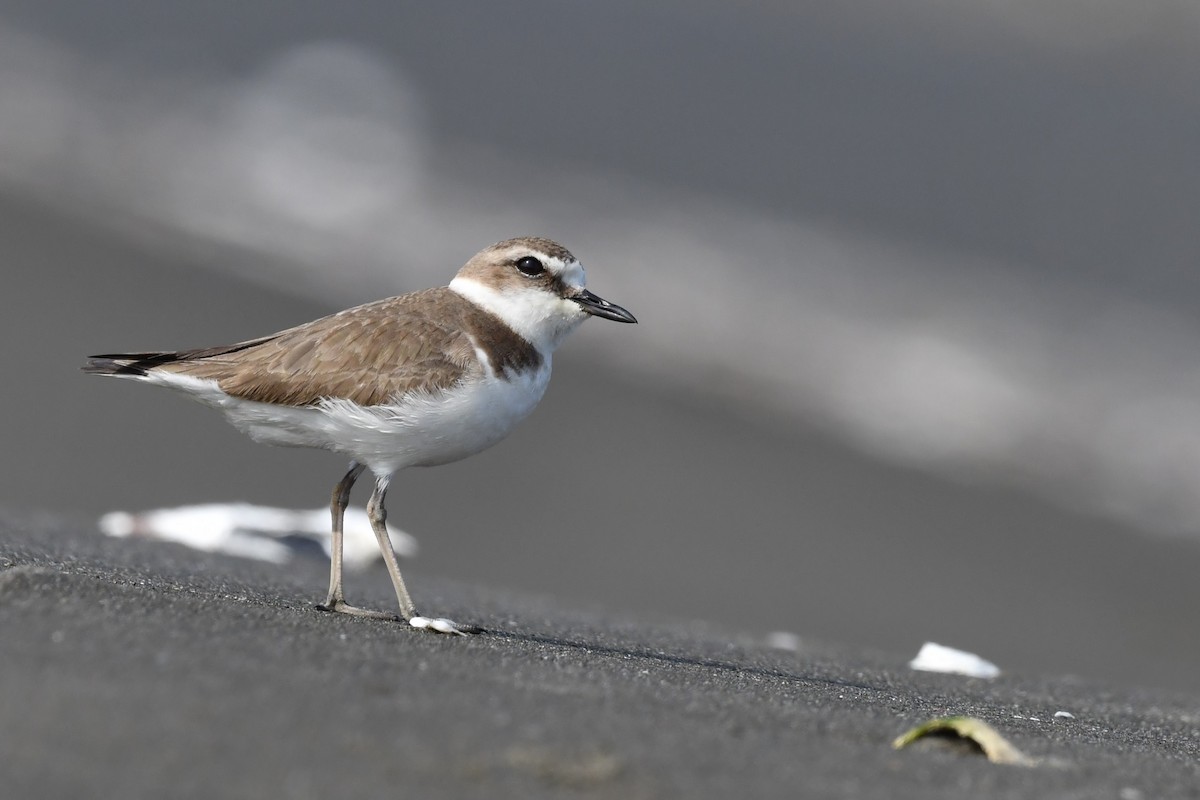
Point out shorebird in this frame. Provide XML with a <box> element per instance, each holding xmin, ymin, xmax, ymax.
<box><xmin>85</xmin><ymin>237</ymin><xmax>637</xmax><ymax>634</ymax></box>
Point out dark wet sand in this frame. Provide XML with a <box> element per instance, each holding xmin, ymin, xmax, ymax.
<box><xmin>3</xmin><ymin>511</ymin><xmax>1198</xmax><ymax>799</ymax></box>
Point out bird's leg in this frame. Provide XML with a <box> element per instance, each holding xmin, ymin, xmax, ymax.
<box><xmin>315</xmin><ymin>462</ymin><xmax>397</xmax><ymax>620</ymax></box>
<box><xmin>366</xmin><ymin>474</ymin><xmax>416</xmax><ymax>617</ymax></box>
<box><xmin>367</xmin><ymin>474</ymin><xmax>481</xmax><ymax>635</ymax></box>
<box><xmin>320</xmin><ymin>461</ymin><xmax>363</xmax><ymax>607</ymax></box>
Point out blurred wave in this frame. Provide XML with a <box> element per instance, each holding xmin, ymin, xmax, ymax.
<box><xmin>0</xmin><ymin>29</ymin><xmax>430</xmax><ymax>282</ymax></box>
<box><xmin>7</xmin><ymin>18</ymin><xmax>1200</xmax><ymax>540</ymax></box>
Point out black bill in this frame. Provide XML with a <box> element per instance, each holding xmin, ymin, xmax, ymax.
<box><xmin>572</xmin><ymin>289</ymin><xmax>638</xmax><ymax>323</ymax></box>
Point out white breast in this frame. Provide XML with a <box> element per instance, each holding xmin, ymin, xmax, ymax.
<box><xmin>142</xmin><ymin>362</ymin><xmax>553</xmax><ymax>476</ymax></box>
<box><xmin>308</xmin><ymin>361</ymin><xmax>553</xmax><ymax>472</ymax></box>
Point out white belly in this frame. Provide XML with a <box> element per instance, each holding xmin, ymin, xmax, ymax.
<box><xmin>145</xmin><ymin>365</ymin><xmax>552</xmax><ymax>475</ymax></box>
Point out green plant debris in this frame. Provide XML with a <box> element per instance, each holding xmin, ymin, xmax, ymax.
<box><xmin>893</xmin><ymin>716</ymin><xmax>1038</xmax><ymax>766</ymax></box>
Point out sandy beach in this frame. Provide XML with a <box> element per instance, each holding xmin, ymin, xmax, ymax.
<box><xmin>4</xmin><ymin>510</ymin><xmax>1199</xmax><ymax>799</ymax></box>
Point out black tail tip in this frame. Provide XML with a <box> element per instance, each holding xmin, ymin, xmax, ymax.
<box><xmin>82</xmin><ymin>357</ymin><xmax>147</xmax><ymax>377</ymax></box>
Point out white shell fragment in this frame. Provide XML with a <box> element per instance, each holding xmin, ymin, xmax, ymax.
<box><xmin>909</xmin><ymin>642</ymin><xmax>1001</xmax><ymax>679</ymax></box>
<box><xmin>98</xmin><ymin>502</ymin><xmax>417</xmax><ymax>569</ymax></box>
<box><xmin>764</xmin><ymin>631</ymin><xmax>802</xmax><ymax>651</ymax></box>
<box><xmin>408</xmin><ymin>616</ymin><xmax>471</xmax><ymax>635</ymax></box>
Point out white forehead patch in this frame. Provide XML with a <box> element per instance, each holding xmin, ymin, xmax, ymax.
<box><xmin>552</xmin><ymin>257</ymin><xmax>587</xmax><ymax>290</ymax></box>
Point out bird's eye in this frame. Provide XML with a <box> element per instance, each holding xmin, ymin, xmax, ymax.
<box><xmin>515</xmin><ymin>256</ymin><xmax>545</xmax><ymax>276</ymax></box>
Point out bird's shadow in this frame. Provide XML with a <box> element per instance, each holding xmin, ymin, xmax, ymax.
<box><xmin>478</xmin><ymin>624</ymin><xmax>881</xmax><ymax>694</ymax></box>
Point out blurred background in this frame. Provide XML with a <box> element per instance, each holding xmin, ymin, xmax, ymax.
<box><xmin>5</xmin><ymin>1</ymin><xmax>1200</xmax><ymax>691</ymax></box>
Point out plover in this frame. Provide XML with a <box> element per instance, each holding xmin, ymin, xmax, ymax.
<box><xmin>85</xmin><ymin>237</ymin><xmax>636</xmax><ymax>635</ymax></box>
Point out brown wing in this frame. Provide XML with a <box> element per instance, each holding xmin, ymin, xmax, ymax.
<box><xmin>160</xmin><ymin>289</ymin><xmax>483</xmax><ymax>407</ymax></box>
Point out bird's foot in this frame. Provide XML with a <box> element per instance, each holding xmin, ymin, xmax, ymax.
<box><xmin>407</xmin><ymin>616</ymin><xmax>483</xmax><ymax>636</ymax></box>
<box><xmin>314</xmin><ymin>601</ymin><xmax>401</xmax><ymax>621</ymax></box>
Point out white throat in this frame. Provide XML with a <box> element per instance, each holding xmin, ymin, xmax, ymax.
<box><xmin>449</xmin><ymin>276</ymin><xmax>588</xmax><ymax>353</ymax></box>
